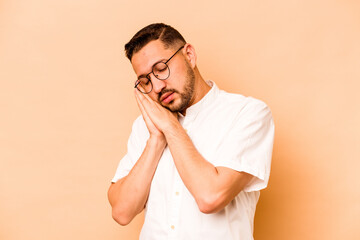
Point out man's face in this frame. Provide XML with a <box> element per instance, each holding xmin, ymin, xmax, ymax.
<box><xmin>131</xmin><ymin>40</ymin><xmax>195</xmax><ymax>113</ymax></box>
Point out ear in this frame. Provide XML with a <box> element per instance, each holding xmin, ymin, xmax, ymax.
<box><xmin>183</xmin><ymin>43</ymin><xmax>197</xmax><ymax>69</ymax></box>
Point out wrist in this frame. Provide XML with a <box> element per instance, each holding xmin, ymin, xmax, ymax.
<box><xmin>148</xmin><ymin>135</ymin><xmax>166</xmax><ymax>149</ymax></box>
<box><xmin>162</xmin><ymin>117</ymin><xmax>180</xmax><ymax>135</ymax></box>
<box><xmin>163</xmin><ymin>120</ymin><xmax>184</xmax><ymax>140</ymax></box>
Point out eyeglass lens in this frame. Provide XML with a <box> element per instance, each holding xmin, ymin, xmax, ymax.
<box><xmin>135</xmin><ymin>62</ymin><xmax>170</xmax><ymax>93</ymax></box>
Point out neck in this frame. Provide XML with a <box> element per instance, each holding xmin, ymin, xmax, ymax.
<box><xmin>180</xmin><ymin>68</ymin><xmax>211</xmax><ymax>115</ymax></box>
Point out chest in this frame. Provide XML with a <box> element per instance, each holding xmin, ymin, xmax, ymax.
<box><xmin>149</xmin><ymin>109</ymin><xmax>238</xmax><ymax>197</ymax></box>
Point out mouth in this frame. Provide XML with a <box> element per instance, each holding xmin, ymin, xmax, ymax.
<box><xmin>160</xmin><ymin>92</ymin><xmax>175</xmax><ymax>104</ymax></box>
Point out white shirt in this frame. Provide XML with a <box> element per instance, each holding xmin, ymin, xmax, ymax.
<box><xmin>112</xmin><ymin>80</ymin><xmax>275</xmax><ymax>240</ymax></box>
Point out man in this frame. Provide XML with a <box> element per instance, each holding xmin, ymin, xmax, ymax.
<box><xmin>108</xmin><ymin>23</ymin><xmax>275</xmax><ymax>240</ymax></box>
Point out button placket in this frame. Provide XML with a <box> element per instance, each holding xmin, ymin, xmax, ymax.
<box><xmin>168</xmin><ymin>115</ymin><xmax>192</xmax><ymax>238</ymax></box>
<box><xmin>168</xmin><ymin>171</ymin><xmax>183</xmax><ymax>239</ymax></box>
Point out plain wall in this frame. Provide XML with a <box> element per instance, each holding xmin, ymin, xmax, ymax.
<box><xmin>1</xmin><ymin>0</ymin><xmax>359</xmax><ymax>239</ymax></box>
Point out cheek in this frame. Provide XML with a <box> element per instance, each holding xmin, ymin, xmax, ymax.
<box><xmin>149</xmin><ymin>92</ymin><xmax>158</xmax><ymax>102</ymax></box>
<box><xmin>173</xmin><ymin>65</ymin><xmax>186</xmax><ymax>78</ymax></box>
<box><xmin>168</xmin><ymin>68</ymin><xmax>186</xmax><ymax>87</ymax></box>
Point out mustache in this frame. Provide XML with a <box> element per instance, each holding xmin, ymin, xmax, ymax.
<box><xmin>158</xmin><ymin>89</ymin><xmax>179</xmax><ymax>102</ymax></box>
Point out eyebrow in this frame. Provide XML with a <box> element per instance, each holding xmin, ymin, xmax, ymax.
<box><xmin>136</xmin><ymin>58</ymin><xmax>167</xmax><ymax>79</ymax></box>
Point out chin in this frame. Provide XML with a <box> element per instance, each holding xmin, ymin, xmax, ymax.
<box><xmin>162</xmin><ymin>102</ymin><xmax>178</xmax><ymax>112</ymax></box>
<box><xmin>171</xmin><ymin>102</ymin><xmax>188</xmax><ymax>113</ymax></box>
<box><xmin>162</xmin><ymin>99</ymin><xmax>181</xmax><ymax>112</ymax></box>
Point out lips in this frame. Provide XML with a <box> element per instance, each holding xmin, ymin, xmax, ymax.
<box><xmin>160</xmin><ymin>92</ymin><xmax>174</xmax><ymax>103</ymax></box>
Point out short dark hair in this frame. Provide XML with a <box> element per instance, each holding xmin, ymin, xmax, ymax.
<box><xmin>124</xmin><ymin>23</ymin><xmax>186</xmax><ymax>61</ymax></box>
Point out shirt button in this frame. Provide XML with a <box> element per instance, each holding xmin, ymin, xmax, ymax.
<box><xmin>175</xmin><ymin>191</ymin><xmax>179</xmax><ymax>196</ymax></box>
<box><xmin>171</xmin><ymin>225</ymin><xmax>175</xmax><ymax>230</ymax></box>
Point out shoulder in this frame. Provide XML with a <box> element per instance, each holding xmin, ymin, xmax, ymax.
<box><xmin>129</xmin><ymin>115</ymin><xmax>149</xmax><ymax>141</ymax></box>
<box><xmin>132</xmin><ymin>115</ymin><xmax>146</xmax><ymax>129</ymax></box>
<box><xmin>215</xmin><ymin>90</ymin><xmax>272</xmax><ymax>120</ymax></box>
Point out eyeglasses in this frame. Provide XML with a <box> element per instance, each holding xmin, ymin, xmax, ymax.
<box><xmin>134</xmin><ymin>45</ymin><xmax>185</xmax><ymax>94</ymax></box>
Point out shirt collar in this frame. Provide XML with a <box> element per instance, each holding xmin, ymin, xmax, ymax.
<box><xmin>178</xmin><ymin>80</ymin><xmax>219</xmax><ymax>120</ymax></box>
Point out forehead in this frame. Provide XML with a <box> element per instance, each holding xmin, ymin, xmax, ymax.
<box><xmin>131</xmin><ymin>40</ymin><xmax>173</xmax><ymax>76</ymax></box>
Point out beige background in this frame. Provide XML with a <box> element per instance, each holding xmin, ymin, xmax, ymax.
<box><xmin>1</xmin><ymin>0</ymin><xmax>359</xmax><ymax>239</ymax></box>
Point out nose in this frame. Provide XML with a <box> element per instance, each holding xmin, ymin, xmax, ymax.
<box><xmin>150</xmin><ymin>74</ymin><xmax>166</xmax><ymax>94</ymax></box>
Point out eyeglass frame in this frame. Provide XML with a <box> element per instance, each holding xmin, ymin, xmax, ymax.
<box><xmin>134</xmin><ymin>45</ymin><xmax>185</xmax><ymax>94</ymax></box>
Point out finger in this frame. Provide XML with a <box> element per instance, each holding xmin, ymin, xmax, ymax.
<box><xmin>135</xmin><ymin>90</ymin><xmax>156</xmax><ymax>127</ymax></box>
<box><xmin>137</xmin><ymin>92</ymin><xmax>160</xmax><ymax>117</ymax></box>
<box><xmin>172</xmin><ymin>111</ymin><xmax>179</xmax><ymax>119</ymax></box>
<box><xmin>135</xmin><ymin>89</ymin><xmax>173</xmax><ymax>125</ymax></box>
<box><xmin>134</xmin><ymin>89</ymin><xmax>149</xmax><ymax>117</ymax></box>
<box><xmin>134</xmin><ymin>90</ymin><xmax>148</xmax><ymax>117</ymax></box>
<box><xmin>135</xmin><ymin>87</ymin><xmax>164</xmax><ymax>112</ymax></box>
<box><xmin>135</xmin><ymin>85</ymin><xmax>150</xmax><ymax>103</ymax></box>
<box><xmin>135</xmin><ymin>88</ymin><xmax>154</xmax><ymax>111</ymax></box>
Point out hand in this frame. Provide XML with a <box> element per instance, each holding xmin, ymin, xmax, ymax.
<box><xmin>134</xmin><ymin>89</ymin><xmax>165</xmax><ymax>142</ymax></box>
<box><xmin>134</xmin><ymin>89</ymin><xmax>179</xmax><ymax>135</ymax></box>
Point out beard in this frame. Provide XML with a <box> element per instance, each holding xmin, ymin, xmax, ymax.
<box><xmin>158</xmin><ymin>62</ymin><xmax>195</xmax><ymax>113</ymax></box>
